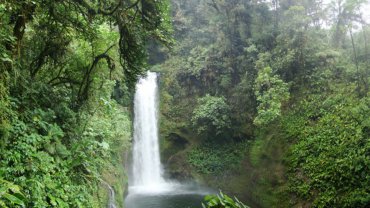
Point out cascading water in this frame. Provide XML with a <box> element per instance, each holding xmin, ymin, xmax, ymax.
<box><xmin>130</xmin><ymin>72</ymin><xmax>166</xmax><ymax>192</ymax></box>
<box><xmin>125</xmin><ymin>71</ymin><xmax>212</xmax><ymax>208</ymax></box>
<box><xmin>107</xmin><ymin>184</ymin><xmax>116</xmax><ymax>208</ymax></box>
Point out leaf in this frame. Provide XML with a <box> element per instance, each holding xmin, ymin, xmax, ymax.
<box><xmin>100</xmin><ymin>141</ymin><xmax>109</xmax><ymax>150</ymax></box>
<box><xmin>0</xmin><ymin>200</ymin><xmax>8</xmax><ymax>208</ymax></box>
<box><xmin>56</xmin><ymin>198</ymin><xmax>68</xmax><ymax>208</ymax></box>
<box><xmin>1</xmin><ymin>57</ymin><xmax>13</xmax><ymax>63</ymax></box>
<box><xmin>48</xmin><ymin>195</ymin><xmax>57</xmax><ymax>206</ymax></box>
<box><xmin>2</xmin><ymin>193</ymin><xmax>25</xmax><ymax>206</ymax></box>
<box><xmin>204</xmin><ymin>195</ymin><xmax>215</xmax><ymax>201</ymax></box>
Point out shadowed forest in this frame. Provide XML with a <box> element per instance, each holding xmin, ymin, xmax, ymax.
<box><xmin>0</xmin><ymin>0</ymin><xmax>369</xmax><ymax>207</ymax></box>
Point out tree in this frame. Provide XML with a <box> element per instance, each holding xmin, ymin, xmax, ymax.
<box><xmin>191</xmin><ymin>95</ymin><xmax>231</xmax><ymax>137</ymax></box>
<box><xmin>254</xmin><ymin>66</ymin><xmax>289</xmax><ymax>125</ymax></box>
<box><xmin>327</xmin><ymin>0</ymin><xmax>368</xmax><ymax>95</ymax></box>
<box><xmin>328</xmin><ymin>0</ymin><xmax>366</xmax><ymax>48</ymax></box>
<box><xmin>0</xmin><ymin>0</ymin><xmax>172</xmax><ymax>207</ymax></box>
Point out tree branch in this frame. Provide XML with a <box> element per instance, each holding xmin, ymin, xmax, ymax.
<box><xmin>77</xmin><ymin>45</ymin><xmax>115</xmax><ymax>104</ymax></box>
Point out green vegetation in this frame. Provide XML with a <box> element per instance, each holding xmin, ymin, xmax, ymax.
<box><xmin>156</xmin><ymin>0</ymin><xmax>370</xmax><ymax>207</ymax></box>
<box><xmin>202</xmin><ymin>192</ymin><xmax>249</xmax><ymax>208</ymax></box>
<box><xmin>1</xmin><ymin>0</ymin><xmax>370</xmax><ymax>207</ymax></box>
<box><xmin>0</xmin><ymin>0</ymin><xmax>171</xmax><ymax>207</ymax></box>
<box><xmin>0</xmin><ymin>179</ymin><xmax>26</xmax><ymax>207</ymax></box>
<box><xmin>188</xmin><ymin>141</ymin><xmax>248</xmax><ymax>175</ymax></box>
<box><xmin>285</xmin><ymin>93</ymin><xmax>370</xmax><ymax>207</ymax></box>
<box><xmin>191</xmin><ymin>95</ymin><xmax>231</xmax><ymax>137</ymax></box>
<box><xmin>254</xmin><ymin>66</ymin><xmax>289</xmax><ymax>126</ymax></box>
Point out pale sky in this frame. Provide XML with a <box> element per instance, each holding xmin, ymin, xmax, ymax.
<box><xmin>323</xmin><ymin>0</ymin><xmax>370</xmax><ymax>24</ymax></box>
<box><xmin>358</xmin><ymin>1</ymin><xmax>370</xmax><ymax>23</ymax></box>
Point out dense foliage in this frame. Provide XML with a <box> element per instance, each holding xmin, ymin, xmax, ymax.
<box><xmin>0</xmin><ymin>0</ymin><xmax>171</xmax><ymax>207</ymax></box>
<box><xmin>1</xmin><ymin>0</ymin><xmax>370</xmax><ymax>207</ymax></box>
<box><xmin>191</xmin><ymin>95</ymin><xmax>231</xmax><ymax>137</ymax></box>
<box><xmin>188</xmin><ymin>141</ymin><xmax>248</xmax><ymax>174</ymax></box>
<box><xmin>254</xmin><ymin>66</ymin><xmax>289</xmax><ymax>126</ymax></box>
<box><xmin>285</xmin><ymin>92</ymin><xmax>370</xmax><ymax>207</ymax></box>
<box><xmin>0</xmin><ymin>179</ymin><xmax>25</xmax><ymax>207</ymax></box>
<box><xmin>156</xmin><ymin>0</ymin><xmax>370</xmax><ymax>207</ymax></box>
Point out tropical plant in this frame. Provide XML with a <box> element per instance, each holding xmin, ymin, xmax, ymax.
<box><xmin>254</xmin><ymin>66</ymin><xmax>290</xmax><ymax>126</ymax></box>
<box><xmin>191</xmin><ymin>95</ymin><xmax>231</xmax><ymax>137</ymax></box>
<box><xmin>0</xmin><ymin>179</ymin><xmax>26</xmax><ymax>207</ymax></box>
<box><xmin>202</xmin><ymin>191</ymin><xmax>249</xmax><ymax>208</ymax></box>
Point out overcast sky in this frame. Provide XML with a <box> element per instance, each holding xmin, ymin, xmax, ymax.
<box><xmin>358</xmin><ymin>1</ymin><xmax>370</xmax><ymax>23</ymax></box>
<box><xmin>323</xmin><ymin>0</ymin><xmax>370</xmax><ymax>23</ymax></box>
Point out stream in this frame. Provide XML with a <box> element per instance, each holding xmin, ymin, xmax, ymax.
<box><xmin>125</xmin><ymin>192</ymin><xmax>205</xmax><ymax>208</ymax></box>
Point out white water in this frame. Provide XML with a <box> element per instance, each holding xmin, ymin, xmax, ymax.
<box><xmin>128</xmin><ymin>72</ymin><xmax>212</xmax><ymax>199</ymax></box>
<box><xmin>107</xmin><ymin>184</ymin><xmax>116</xmax><ymax>208</ymax></box>
<box><xmin>100</xmin><ymin>181</ymin><xmax>116</xmax><ymax>208</ymax></box>
<box><xmin>130</xmin><ymin>72</ymin><xmax>169</xmax><ymax>193</ymax></box>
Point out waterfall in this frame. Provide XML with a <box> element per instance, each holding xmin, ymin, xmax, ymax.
<box><xmin>130</xmin><ymin>71</ymin><xmax>166</xmax><ymax>193</ymax></box>
<box><xmin>100</xmin><ymin>181</ymin><xmax>116</xmax><ymax>208</ymax></box>
<box><xmin>107</xmin><ymin>185</ymin><xmax>116</xmax><ymax>208</ymax></box>
<box><xmin>125</xmin><ymin>71</ymin><xmax>212</xmax><ymax>208</ymax></box>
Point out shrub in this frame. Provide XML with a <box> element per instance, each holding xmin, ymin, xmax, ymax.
<box><xmin>202</xmin><ymin>191</ymin><xmax>249</xmax><ymax>208</ymax></box>
<box><xmin>191</xmin><ymin>95</ymin><xmax>231</xmax><ymax>137</ymax></box>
